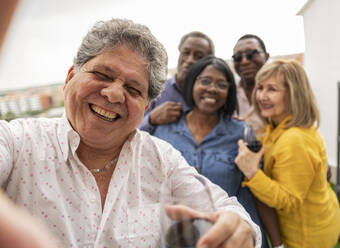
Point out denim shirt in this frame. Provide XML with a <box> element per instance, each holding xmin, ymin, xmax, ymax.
<box><xmin>153</xmin><ymin>111</ymin><xmax>269</xmax><ymax>248</ymax></box>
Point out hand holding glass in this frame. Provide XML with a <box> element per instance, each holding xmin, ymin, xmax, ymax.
<box><xmin>243</xmin><ymin>124</ymin><xmax>262</xmax><ymax>152</ymax></box>
<box><xmin>160</xmin><ymin>175</ymin><xmax>215</xmax><ymax>248</ymax></box>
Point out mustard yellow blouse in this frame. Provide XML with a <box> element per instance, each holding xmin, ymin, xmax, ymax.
<box><xmin>243</xmin><ymin>116</ymin><xmax>340</xmax><ymax>248</ymax></box>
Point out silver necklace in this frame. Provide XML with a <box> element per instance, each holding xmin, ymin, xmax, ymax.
<box><xmin>90</xmin><ymin>156</ymin><xmax>118</xmax><ymax>174</ymax></box>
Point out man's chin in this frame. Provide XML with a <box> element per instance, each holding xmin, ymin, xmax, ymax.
<box><xmin>176</xmin><ymin>71</ymin><xmax>185</xmax><ymax>81</ymax></box>
<box><xmin>241</xmin><ymin>74</ymin><xmax>256</xmax><ymax>85</ymax></box>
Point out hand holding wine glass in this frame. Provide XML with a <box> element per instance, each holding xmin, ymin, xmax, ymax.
<box><xmin>160</xmin><ymin>175</ymin><xmax>215</xmax><ymax>248</ymax></box>
<box><xmin>235</xmin><ymin>125</ymin><xmax>264</xmax><ymax>179</ymax></box>
<box><xmin>160</xmin><ymin>174</ymin><xmax>257</xmax><ymax>247</ymax></box>
<box><xmin>243</xmin><ymin>124</ymin><xmax>262</xmax><ymax>153</ymax></box>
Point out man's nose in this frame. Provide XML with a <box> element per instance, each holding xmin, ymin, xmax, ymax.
<box><xmin>240</xmin><ymin>54</ymin><xmax>250</xmax><ymax>64</ymax></box>
<box><xmin>100</xmin><ymin>80</ymin><xmax>126</xmax><ymax>103</ymax></box>
<box><xmin>185</xmin><ymin>53</ymin><xmax>196</xmax><ymax>65</ymax></box>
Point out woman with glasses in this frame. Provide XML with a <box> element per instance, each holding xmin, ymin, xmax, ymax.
<box><xmin>235</xmin><ymin>59</ymin><xmax>340</xmax><ymax>248</ymax></box>
<box><xmin>153</xmin><ymin>55</ymin><xmax>269</xmax><ymax>248</ymax></box>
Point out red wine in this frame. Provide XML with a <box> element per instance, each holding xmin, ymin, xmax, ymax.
<box><xmin>164</xmin><ymin>218</ymin><xmax>212</xmax><ymax>248</ymax></box>
<box><xmin>246</xmin><ymin>140</ymin><xmax>262</xmax><ymax>152</ymax></box>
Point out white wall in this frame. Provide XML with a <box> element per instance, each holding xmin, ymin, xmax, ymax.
<box><xmin>301</xmin><ymin>0</ymin><xmax>340</xmax><ymax>167</ymax></box>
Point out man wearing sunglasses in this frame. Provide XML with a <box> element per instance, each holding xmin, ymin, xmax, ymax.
<box><xmin>232</xmin><ymin>34</ymin><xmax>269</xmax><ymax>134</ymax></box>
<box><xmin>139</xmin><ymin>31</ymin><xmax>214</xmax><ymax>134</ymax></box>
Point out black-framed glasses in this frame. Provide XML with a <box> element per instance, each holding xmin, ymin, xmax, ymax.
<box><xmin>196</xmin><ymin>77</ymin><xmax>229</xmax><ymax>90</ymax></box>
<box><xmin>232</xmin><ymin>49</ymin><xmax>263</xmax><ymax>63</ymax></box>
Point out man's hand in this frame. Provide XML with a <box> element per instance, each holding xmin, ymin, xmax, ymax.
<box><xmin>149</xmin><ymin>101</ymin><xmax>183</xmax><ymax>125</ymax></box>
<box><xmin>166</xmin><ymin>205</ymin><xmax>254</xmax><ymax>248</ymax></box>
<box><xmin>235</xmin><ymin>140</ymin><xmax>264</xmax><ymax>179</ymax></box>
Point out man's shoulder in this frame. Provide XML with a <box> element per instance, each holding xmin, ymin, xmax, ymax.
<box><xmin>135</xmin><ymin>129</ymin><xmax>181</xmax><ymax>153</ymax></box>
<box><xmin>164</xmin><ymin>76</ymin><xmax>176</xmax><ymax>86</ymax></box>
<box><xmin>1</xmin><ymin>117</ymin><xmax>63</xmax><ymax>135</ymax></box>
<box><xmin>157</xmin><ymin>76</ymin><xmax>180</xmax><ymax>97</ymax></box>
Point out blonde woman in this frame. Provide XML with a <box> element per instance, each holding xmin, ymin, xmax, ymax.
<box><xmin>235</xmin><ymin>59</ymin><xmax>340</xmax><ymax>248</ymax></box>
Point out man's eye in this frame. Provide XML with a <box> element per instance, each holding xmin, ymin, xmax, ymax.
<box><xmin>194</xmin><ymin>54</ymin><xmax>204</xmax><ymax>60</ymax></box>
<box><xmin>181</xmin><ymin>51</ymin><xmax>190</xmax><ymax>56</ymax></box>
<box><xmin>127</xmin><ymin>86</ymin><xmax>142</xmax><ymax>96</ymax></box>
<box><xmin>93</xmin><ymin>71</ymin><xmax>111</xmax><ymax>81</ymax></box>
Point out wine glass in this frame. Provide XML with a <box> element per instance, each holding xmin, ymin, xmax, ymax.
<box><xmin>160</xmin><ymin>174</ymin><xmax>214</xmax><ymax>248</ymax></box>
<box><xmin>243</xmin><ymin>124</ymin><xmax>262</xmax><ymax>152</ymax></box>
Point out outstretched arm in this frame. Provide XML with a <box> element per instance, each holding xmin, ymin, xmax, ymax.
<box><xmin>166</xmin><ymin>205</ymin><xmax>255</xmax><ymax>248</ymax></box>
<box><xmin>0</xmin><ymin>190</ymin><xmax>58</xmax><ymax>248</ymax></box>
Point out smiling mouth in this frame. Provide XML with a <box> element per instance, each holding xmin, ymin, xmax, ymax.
<box><xmin>259</xmin><ymin>103</ymin><xmax>274</xmax><ymax>110</ymax></box>
<box><xmin>202</xmin><ymin>97</ymin><xmax>217</xmax><ymax>104</ymax></box>
<box><xmin>89</xmin><ymin>104</ymin><xmax>120</xmax><ymax>122</ymax></box>
<box><xmin>241</xmin><ymin>69</ymin><xmax>256</xmax><ymax>75</ymax></box>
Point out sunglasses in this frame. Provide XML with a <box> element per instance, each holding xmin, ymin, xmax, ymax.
<box><xmin>232</xmin><ymin>49</ymin><xmax>263</xmax><ymax>63</ymax></box>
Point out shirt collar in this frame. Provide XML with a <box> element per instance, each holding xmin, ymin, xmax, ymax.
<box><xmin>215</xmin><ymin>112</ymin><xmax>234</xmax><ymax>136</ymax></box>
<box><xmin>172</xmin><ymin>110</ymin><xmax>232</xmax><ymax>137</ymax></box>
<box><xmin>170</xmin><ymin>75</ymin><xmax>183</xmax><ymax>93</ymax></box>
<box><xmin>57</xmin><ymin>112</ymin><xmax>139</xmax><ymax>162</ymax></box>
<box><xmin>264</xmin><ymin>115</ymin><xmax>292</xmax><ymax>143</ymax></box>
<box><xmin>57</xmin><ymin>112</ymin><xmax>80</xmax><ymax>162</ymax></box>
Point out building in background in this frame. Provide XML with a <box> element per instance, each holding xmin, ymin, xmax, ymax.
<box><xmin>0</xmin><ymin>83</ymin><xmax>64</xmax><ymax>119</ymax></box>
<box><xmin>298</xmin><ymin>0</ymin><xmax>340</xmax><ymax>183</ymax></box>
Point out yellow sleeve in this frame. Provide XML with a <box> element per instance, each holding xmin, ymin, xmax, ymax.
<box><xmin>244</xmin><ymin>128</ymin><xmax>318</xmax><ymax>213</ymax></box>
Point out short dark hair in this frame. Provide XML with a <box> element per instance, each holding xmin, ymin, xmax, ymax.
<box><xmin>182</xmin><ymin>55</ymin><xmax>237</xmax><ymax>117</ymax></box>
<box><xmin>237</xmin><ymin>34</ymin><xmax>267</xmax><ymax>53</ymax></box>
<box><xmin>178</xmin><ymin>31</ymin><xmax>215</xmax><ymax>55</ymax></box>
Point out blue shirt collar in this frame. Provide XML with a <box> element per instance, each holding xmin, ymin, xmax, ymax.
<box><xmin>173</xmin><ymin>110</ymin><xmax>234</xmax><ymax>138</ymax></box>
<box><xmin>169</xmin><ymin>75</ymin><xmax>182</xmax><ymax>93</ymax></box>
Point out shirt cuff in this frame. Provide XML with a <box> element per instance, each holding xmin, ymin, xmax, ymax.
<box><xmin>241</xmin><ymin>168</ymin><xmax>263</xmax><ymax>187</ymax></box>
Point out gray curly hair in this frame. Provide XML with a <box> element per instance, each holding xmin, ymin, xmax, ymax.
<box><xmin>73</xmin><ymin>18</ymin><xmax>168</xmax><ymax>100</ymax></box>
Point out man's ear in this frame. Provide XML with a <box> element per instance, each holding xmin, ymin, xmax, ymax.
<box><xmin>64</xmin><ymin>66</ymin><xmax>75</xmax><ymax>90</ymax></box>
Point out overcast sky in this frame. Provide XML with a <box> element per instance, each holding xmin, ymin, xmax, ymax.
<box><xmin>0</xmin><ymin>0</ymin><xmax>307</xmax><ymax>91</ymax></box>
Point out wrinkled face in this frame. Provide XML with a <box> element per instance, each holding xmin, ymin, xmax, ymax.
<box><xmin>64</xmin><ymin>45</ymin><xmax>150</xmax><ymax>149</ymax></box>
<box><xmin>255</xmin><ymin>76</ymin><xmax>287</xmax><ymax>125</ymax></box>
<box><xmin>192</xmin><ymin>65</ymin><xmax>229</xmax><ymax>115</ymax></box>
<box><xmin>233</xmin><ymin>38</ymin><xmax>268</xmax><ymax>86</ymax></box>
<box><xmin>177</xmin><ymin>37</ymin><xmax>211</xmax><ymax>88</ymax></box>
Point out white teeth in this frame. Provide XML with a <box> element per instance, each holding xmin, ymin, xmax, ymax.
<box><xmin>90</xmin><ymin>104</ymin><xmax>118</xmax><ymax>120</ymax></box>
<box><xmin>203</xmin><ymin>97</ymin><xmax>216</xmax><ymax>104</ymax></box>
<box><xmin>261</xmin><ymin>104</ymin><xmax>273</xmax><ymax>109</ymax></box>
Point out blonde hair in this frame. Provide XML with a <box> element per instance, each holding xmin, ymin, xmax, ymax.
<box><xmin>252</xmin><ymin>59</ymin><xmax>319</xmax><ymax>128</ymax></box>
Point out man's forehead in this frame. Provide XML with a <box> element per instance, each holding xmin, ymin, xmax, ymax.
<box><xmin>180</xmin><ymin>37</ymin><xmax>210</xmax><ymax>51</ymax></box>
<box><xmin>79</xmin><ymin>50</ymin><xmax>149</xmax><ymax>86</ymax></box>
<box><xmin>84</xmin><ymin>49</ymin><xmax>148</xmax><ymax>72</ymax></box>
<box><xmin>234</xmin><ymin>38</ymin><xmax>262</xmax><ymax>53</ymax></box>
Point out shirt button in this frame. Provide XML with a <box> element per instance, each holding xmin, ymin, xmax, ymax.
<box><xmin>90</xmin><ymin>198</ymin><xmax>96</xmax><ymax>203</ymax></box>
